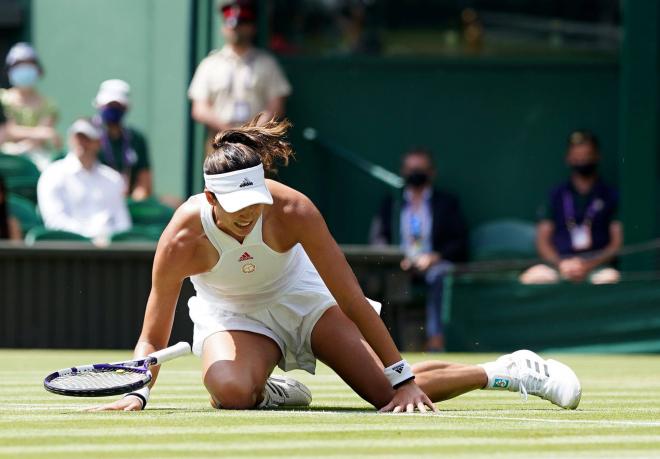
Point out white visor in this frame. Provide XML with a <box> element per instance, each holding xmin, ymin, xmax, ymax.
<box><xmin>204</xmin><ymin>163</ymin><xmax>273</xmax><ymax>213</ymax></box>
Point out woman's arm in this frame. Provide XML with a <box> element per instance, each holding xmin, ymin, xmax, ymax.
<box><xmin>295</xmin><ymin>199</ymin><xmax>401</xmax><ymax>367</ymax></box>
<box><xmin>294</xmin><ymin>197</ymin><xmax>436</xmax><ymax>412</ymax></box>
<box><xmin>90</xmin><ymin>204</ymin><xmax>208</xmax><ymax>411</ymax></box>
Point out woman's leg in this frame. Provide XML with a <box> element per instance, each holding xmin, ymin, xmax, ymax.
<box><xmin>312</xmin><ymin>306</ymin><xmax>488</xmax><ymax>407</ymax></box>
<box><xmin>311</xmin><ymin>306</ymin><xmax>394</xmax><ymax>409</ymax></box>
<box><xmin>413</xmin><ymin>361</ymin><xmax>488</xmax><ymax>402</ymax></box>
<box><xmin>202</xmin><ymin>330</ymin><xmax>281</xmax><ymax>409</ymax></box>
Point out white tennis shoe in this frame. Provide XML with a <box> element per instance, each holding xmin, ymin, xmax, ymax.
<box><xmin>495</xmin><ymin>350</ymin><xmax>582</xmax><ymax>410</ymax></box>
<box><xmin>260</xmin><ymin>375</ymin><xmax>312</xmax><ymax>408</ymax></box>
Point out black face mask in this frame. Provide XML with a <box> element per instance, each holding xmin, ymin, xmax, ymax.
<box><xmin>405</xmin><ymin>170</ymin><xmax>430</xmax><ymax>188</ymax></box>
<box><xmin>571</xmin><ymin>162</ymin><xmax>598</xmax><ymax>177</ymax></box>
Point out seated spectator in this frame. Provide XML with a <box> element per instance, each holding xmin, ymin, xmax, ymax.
<box><xmin>520</xmin><ymin>130</ymin><xmax>622</xmax><ymax>285</ymax></box>
<box><xmin>92</xmin><ymin>79</ymin><xmax>152</xmax><ymax>201</ymax></box>
<box><xmin>0</xmin><ymin>175</ymin><xmax>22</xmax><ymax>241</ymax></box>
<box><xmin>1</xmin><ymin>42</ymin><xmax>61</xmax><ymax>170</ymax></box>
<box><xmin>370</xmin><ymin>148</ymin><xmax>468</xmax><ymax>351</ymax></box>
<box><xmin>37</xmin><ymin>118</ymin><xmax>131</xmax><ymax>244</ymax></box>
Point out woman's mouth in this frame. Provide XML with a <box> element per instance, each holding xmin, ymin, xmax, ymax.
<box><xmin>234</xmin><ymin>221</ymin><xmax>252</xmax><ymax>229</ymax></box>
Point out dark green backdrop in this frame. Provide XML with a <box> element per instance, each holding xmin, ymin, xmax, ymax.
<box><xmin>277</xmin><ymin>57</ymin><xmax>619</xmax><ymax>243</ymax></box>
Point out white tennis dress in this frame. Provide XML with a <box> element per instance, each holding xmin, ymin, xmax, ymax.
<box><xmin>187</xmin><ymin>194</ymin><xmax>337</xmax><ymax>373</ymax></box>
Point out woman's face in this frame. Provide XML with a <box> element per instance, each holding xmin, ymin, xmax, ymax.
<box><xmin>206</xmin><ymin>191</ymin><xmax>264</xmax><ymax>239</ymax></box>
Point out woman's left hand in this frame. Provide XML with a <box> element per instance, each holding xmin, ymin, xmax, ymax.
<box><xmin>378</xmin><ymin>381</ymin><xmax>439</xmax><ymax>414</ymax></box>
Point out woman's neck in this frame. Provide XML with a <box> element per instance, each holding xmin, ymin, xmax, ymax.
<box><xmin>212</xmin><ymin>207</ymin><xmax>246</xmax><ymax>244</ymax></box>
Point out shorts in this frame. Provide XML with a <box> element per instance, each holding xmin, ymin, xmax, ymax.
<box><xmin>188</xmin><ymin>285</ymin><xmax>337</xmax><ymax>374</ymax></box>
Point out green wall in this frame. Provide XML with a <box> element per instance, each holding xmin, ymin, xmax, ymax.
<box><xmin>28</xmin><ymin>1</ymin><xmax>623</xmax><ymax>246</ymax></box>
<box><xmin>277</xmin><ymin>57</ymin><xmax>619</xmax><ymax>243</ymax></box>
<box><xmin>31</xmin><ymin>0</ymin><xmax>191</xmax><ymax>199</ymax></box>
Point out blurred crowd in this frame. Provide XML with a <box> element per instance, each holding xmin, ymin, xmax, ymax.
<box><xmin>0</xmin><ymin>0</ymin><xmax>623</xmax><ymax>352</ymax></box>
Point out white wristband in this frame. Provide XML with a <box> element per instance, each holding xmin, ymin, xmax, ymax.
<box><xmin>384</xmin><ymin>359</ymin><xmax>415</xmax><ymax>389</ymax></box>
<box><xmin>124</xmin><ymin>386</ymin><xmax>150</xmax><ymax>410</ymax></box>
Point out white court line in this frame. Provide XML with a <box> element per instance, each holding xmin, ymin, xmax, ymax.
<box><xmin>1</xmin><ymin>408</ymin><xmax>659</xmax><ymax>428</ymax></box>
<box><xmin>434</xmin><ymin>413</ymin><xmax>660</xmax><ymax>427</ymax></box>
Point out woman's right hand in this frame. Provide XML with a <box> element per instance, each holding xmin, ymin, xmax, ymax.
<box><xmin>86</xmin><ymin>395</ymin><xmax>143</xmax><ymax>412</ymax></box>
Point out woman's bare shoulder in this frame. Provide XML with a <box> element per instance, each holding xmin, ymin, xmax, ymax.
<box><xmin>158</xmin><ymin>198</ymin><xmax>207</xmax><ymax>257</ymax></box>
<box><xmin>266</xmin><ymin>179</ymin><xmax>319</xmax><ymax>219</ymax></box>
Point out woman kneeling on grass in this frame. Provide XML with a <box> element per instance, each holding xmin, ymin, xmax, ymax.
<box><xmin>93</xmin><ymin>117</ymin><xmax>581</xmax><ymax>413</ymax></box>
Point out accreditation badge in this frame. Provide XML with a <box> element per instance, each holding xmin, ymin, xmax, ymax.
<box><xmin>570</xmin><ymin>224</ymin><xmax>592</xmax><ymax>251</ymax></box>
<box><xmin>233</xmin><ymin>101</ymin><xmax>251</xmax><ymax>123</ymax></box>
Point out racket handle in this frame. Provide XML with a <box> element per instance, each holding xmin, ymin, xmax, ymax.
<box><xmin>148</xmin><ymin>342</ymin><xmax>191</xmax><ymax>364</ymax></box>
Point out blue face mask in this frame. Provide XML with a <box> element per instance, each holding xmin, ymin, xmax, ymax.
<box><xmin>99</xmin><ymin>106</ymin><xmax>126</xmax><ymax>124</ymax></box>
<box><xmin>8</xmin><ymin>63</ymin><xmax>39</xmax><ymax>88</ymax></box>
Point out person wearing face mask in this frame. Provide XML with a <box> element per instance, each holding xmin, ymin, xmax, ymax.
<box><xmin>1</xmin><ymin>42</ymin><xmax>61</xmax><ymax>171</ymax></box>
<box><xmin>188</xmin><ymin>0</ymin><xmax>291</xmax><ymax>142</ymax></box>
<box><xmin>370</xmin><ymin>148</ymin><xmax>468</xmax><ymax>352</ymax></box>
<box><xmin>520</xmin><ymin>130</ymin><xmax>622</xmax><ymax>285</ymax></box>
<box><xmin>92</xmin><ymin>79</ymin><xmax>152</xmax><ymax>201</ymax></box>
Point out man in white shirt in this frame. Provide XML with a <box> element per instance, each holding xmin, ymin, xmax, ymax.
<box><xmin>37</xmin><ymin>118</ymin><xmax>131</xmax><ymax>242</ymax></box>
<box><xmin>188</xmin><ymin>0</ymin><xmax>291</xmax><ymax>134</ymax></box>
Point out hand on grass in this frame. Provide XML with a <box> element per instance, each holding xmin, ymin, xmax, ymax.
<box><xmin>86</xmin><ymin>395</ymin><xmax>143</xmax><ymax>412</ymax></box>
<box><xmin>378</xmin><ymin>381</ymin><xmax>438</xmax><ymax>414</ymax></box>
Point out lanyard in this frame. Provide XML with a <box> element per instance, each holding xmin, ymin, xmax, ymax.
<box><xmin>562</xmin><ymin>191</ymin><xmax>600</xmax><ymax>228</ymax></box>
<box><xmin>100</xmin><ymin>127</ymin><xmax>137</xmax><ymax>173</ymax></box>
<box><xmin>409</xmin><ymin>213</ymin><xmax>422</xmax><ymax>240</ymax></box>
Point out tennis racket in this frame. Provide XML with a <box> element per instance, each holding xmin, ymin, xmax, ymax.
<box><xmin>43</xmin><ymin>342</ymin><xmax>191</xmax><ymax>397</ymax></box>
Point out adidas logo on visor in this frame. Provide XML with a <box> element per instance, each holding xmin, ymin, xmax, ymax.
<box><xmin>239</xmin><ymin>177</ymin><xmax>254</xmax><ymax>188</ymax></box>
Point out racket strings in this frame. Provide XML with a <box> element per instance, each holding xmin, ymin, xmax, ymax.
<box><xmin>48</xmin><ymin>369</ymin><xmax>146</xmax><ymax>391</ymax></box>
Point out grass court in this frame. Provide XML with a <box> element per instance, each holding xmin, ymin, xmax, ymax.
<box><xmin>1</xmin><ymin>350</ymin><xmax>659</xmax><ymax>458</ymax></box>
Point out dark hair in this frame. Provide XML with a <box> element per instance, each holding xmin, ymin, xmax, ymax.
<box><xmin>567</xmin><ymin>130</ymin><xmax>600</xmax><ymax>152</ymax></box>
<box><xmin>0</xmin><ymin>175</ymin><xmax>9</xmax><ymax>239</ymax></box>
<box><xmin>402</xmin><ymin>146</ymin><xmax>435</xmax><ymax>167</ymax></box>
<box><xmin>204</xmin><ymin>114</ymin><xmax>294</xmax><ymax>175</ymax></box>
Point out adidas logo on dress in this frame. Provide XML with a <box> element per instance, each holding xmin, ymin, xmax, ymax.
<box><xmin>238</xmin><ymin>252</ymin><xmax>253</xmax><ymax>262</ymax></box>
<box><xmin>239</xmin><ymin>178</ymin><xmax>254</xmax><ymax>188</ymax></box>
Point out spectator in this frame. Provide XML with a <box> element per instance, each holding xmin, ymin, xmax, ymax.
<box><xmin>37</xmin><ymin>118</ymin><xmax>131</xmax><ymax>244</ymax></box>
<box><xmin>520</xmin><ymin>130</ymin><xmax>622</xmax><ymax>285</ymax></box>
<box><xmin>370</xmin><ymin>148</ymin><xmax>468</xmax><ymax>352</ymax></box>
<box><xmin>0</xmin><ymin>175</ymin><xmax>22</xmax><ymax>241</ymax></box>
<box><xmin>1</xmin><ymin>42</ymin><xmax>61</xmax><ymax>170</ymax></box>
<box><xmin>188</xmin><ymin>0</ymin><xmax>291</xmax><ymax>138</ymax></box>
<box><xmin>92</xmin><ymin>79</ymin><xmax>152</xmax><ymax>201</ymax></box>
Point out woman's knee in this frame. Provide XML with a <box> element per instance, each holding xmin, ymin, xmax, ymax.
<box><xmin>204</xmin><ymin>366</ymin><xmax>264</xmax><ymax>409</ymax></box>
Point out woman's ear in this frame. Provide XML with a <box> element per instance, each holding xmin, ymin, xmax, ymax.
<box><xmin>204</xmin><ymin>190</ymin><xmax>217</xmax><ymax>206</ymax></box>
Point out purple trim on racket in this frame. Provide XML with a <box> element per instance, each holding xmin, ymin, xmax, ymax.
<box><xmin>43</xmin><ymin>342</ymin><xmax>191</xmax><ymax>397</ymax></box>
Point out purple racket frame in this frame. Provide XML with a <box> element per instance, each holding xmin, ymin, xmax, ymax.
<box><xmin>43</xmin><ymin>342</ymin><xmax>191</xmax><ymax>397</ymax></box>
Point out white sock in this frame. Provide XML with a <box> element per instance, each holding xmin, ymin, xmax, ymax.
<box><xmin>479</xmin><ymin>361</ymin><xmax>516</xmax><ymax>391</ymax></box>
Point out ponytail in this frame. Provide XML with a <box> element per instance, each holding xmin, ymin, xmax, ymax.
<box><xmin>204</xmin><ymin>114</ymin><xmax>294</xmax><ymax>175</ymax></box>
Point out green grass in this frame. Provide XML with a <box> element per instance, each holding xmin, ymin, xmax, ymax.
<box><xmin>1</xmin><ymin>351</ymin><xmax>659</xmax><ymax>458</ymax></box>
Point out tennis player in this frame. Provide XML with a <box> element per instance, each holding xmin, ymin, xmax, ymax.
<box><xmin>92</xmin><ymin>117</ymin><xmax>581</xmax><ymax>412</ymax></box>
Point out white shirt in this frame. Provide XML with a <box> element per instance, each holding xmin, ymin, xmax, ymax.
<box><xmin>37</xmin><ymin>153</ymin><xmax>132</xmax><ymax>238</ymax></box>
<box><xmin>188</xmin><ymin>46</ymin><xmax>292</xmax><ymax>124</ymax></box>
